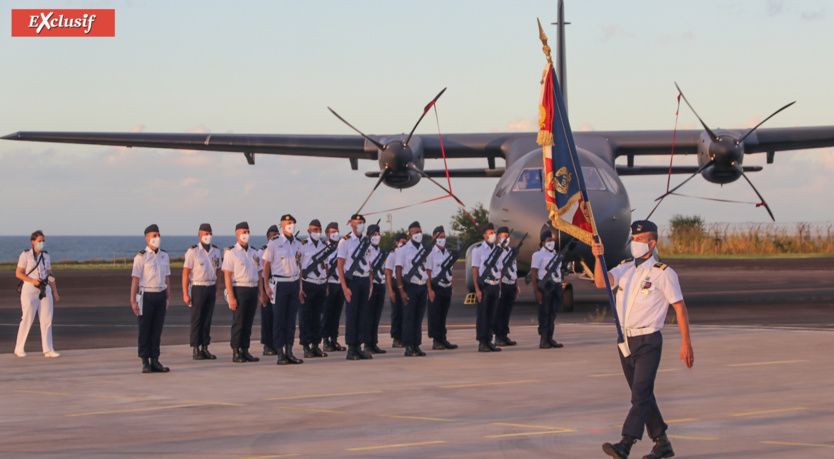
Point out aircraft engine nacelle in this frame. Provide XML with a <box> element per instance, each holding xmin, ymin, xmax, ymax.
<box><xmin>697</xmin><ymin>130</ymin><xmax>745</xmax><ymax>184</ymax></box>
<box><xmin>374</xmin><ymin>135</ymin><xmax>425</xmax><ymax>189</ymax></box>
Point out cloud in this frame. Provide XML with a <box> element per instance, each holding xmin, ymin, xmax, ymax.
<box><xmin>654</xmin><ymin>31</ymin><xmax>695</xmax><ymax>46</ymax></box>
<box><xmin>129</xmin><ymin>124</ymin><xmax>145</xmax><ymax>133</ymax></box>
<box><xmin>600</xmin><ymin>25</ymin><xmax>634</xmax><ymax>43</ymax></box>
<box><xmin>506</xmin><ymin>117</ymin><xmax>537</xmax><ymax>132</ymax></box>
<box><xmin>577</xmin><ymin>123</ymin><xmax>594</xmax><ymax>132</ymax></box>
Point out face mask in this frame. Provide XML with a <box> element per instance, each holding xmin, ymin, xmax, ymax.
<box><xmin>498</xmin><ymin>235</ymin><xmax>507</xmax><ymax>245</ymax></box>
<box><xmin>201</xmin><ymin>235</ymin><xmax>212</xmax><ymax>245</ymax></box>
<box><xmin>35</xmin><ymin>241</ymin><xmax>45</xmax><ymax>251</ymax></box>
<box><xmin>631</xmin><ymin>240</ymin><xmax>650</xmax><ymax>258</ymax></box>
<box><xmin>436</xmin><ymin>238</ymin><xmax>446</xmax><ymax>248</ymax></box>
<box><xmin>503</xmin><ymin>237</ymin><xmax>511</xmax><ymax>246</ymax></box>
<box><xmin>486</xmin><ymin>233</ymin><xmax>496</xmax><ymax>244</ymax></box>
<box><xmin>371</xmin><ymin>235</ymin><xmax>381</xmax><ymax>245</ymax></box>
<box><xmin>355</xmin><ymin>223</ymin><xmax>365</xmax><ymax>234</ymax></box>
<box><xmin>397</xmin><ymin>241</ymin><xmax>405</xmax><ymax>248</ymax></box>
<box><xmin>239</xmin><ymin>233</ymin><xmax>250</xmax><ymax>245</ymax></box>
<box><xmin>310</xmin><ymin>232</ymin><xmax>321</xmax><ymax>241</ymax></box>
<box><xmin>329</xmin><ymin>232</ymin><xmax>340</xmax><ymax>242</ymax></box>
<box><xmin>544</xmin><ymin>241</ymin><xmax>555</xmax><ymax>251</ymax></box>
<box><xmin>285</xmin><ymin>223</ymin><xmax>295</xmax><ymax>235</ymax></box>
<box><xmin>149</xmin><ymin>237</ymin><xmax>160</xmax><ymax>248</ymax></box>
<box><xmin>412</xmin><ymin>232</ymin><xmax>423</xmax><ymax>243</ymax></box>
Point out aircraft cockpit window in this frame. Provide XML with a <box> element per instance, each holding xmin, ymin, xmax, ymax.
<box><xmin>581</xmin><ymin>167</ymin><xmax>606</xmax><ymax>191</ymax></box>
<box><xmin>494</xmin><ymin>168</ymin><xmax>519</xmax><ymax>198</ymax></box>
<box><xmin>513</xmin><ymin>168</ymin><xmax>543</xmax><ymax>191</ymax></box>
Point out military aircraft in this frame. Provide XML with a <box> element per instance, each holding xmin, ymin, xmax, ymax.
<box><xmin>4</xmin><ymin>1</ymin><xmax>834</xmax><ymax>308</ymax></box>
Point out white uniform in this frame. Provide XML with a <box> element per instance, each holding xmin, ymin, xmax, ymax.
<box><xmin>500</xmin><ymin>245</ymin><xmax>518</xmax><ymax>285</ymax></box>
<box><xmin>300</xmin><ymin>238</ymin><xmax>329</xmax><ymax>284</ymax></box>
<box><xmin>384</xmin><ymin>247</ymin><xmax>398</xmax><ymax>276</ymax></box>
<box><xmin>337</xmin><ymin>232</ymin><xmax>372</xmax><ymax>278</ymax></box>
<box><xmin>426</xmin><ymin>245</ymin><xmax>454</xmax><ymax>288</ymax></box>
<box><xmin>132</xmin><ymin>247</ymin><xmax>171</xmax><ymax>291</ymax></box>
<box><xmin>531</xmin><ymin>247</ymin><xmax>562</xmax><ymax>282</ymax></box>
<box><xmin>15</xmin><ymin>249</ymin><xmax>56</xmax><ymax>354</ymax></box>
<box><xmin>326</xmin><ymin>240</ymin><xmax>342</xmax><ymax>284</ymax></box>
<box><xmin>396</xmin><ymin>240</ymin><xmax>429</xmax><ymax>285</ymax></box>
<box><xmin>471</xmin><ymin>241</ymin><xmax>504</xmax><ymax>285</ymax></box>
<box><xmin>608</xmin><ymin>256</ymin><xmax>683</xmax><ymax>335</ymax></box>
<box><xmin>183</xmin><ymin>244</ymin><xmax>222</xmax><ymax>285</ymax></box>
<box><xmin>263</xmin><ymin>234</ymin><xmax>302</xmax><ymax>280</ymax></box>
<box><xmin>222</xmin><ymin>243</ymin><xmax>262</xmax><ymax>286</ymax></box>
<box><xmin>369</xmin><ymin>244</ymin><xmax>386</xmax><ymax>285</ymax></box>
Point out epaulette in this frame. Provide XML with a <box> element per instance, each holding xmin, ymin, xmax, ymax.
<box><xmin>211</xmin><ymin>244</ymin><xmax>218</xmax><ymax>248</ymax></box>
<box><xmin>619</xmin><ymin>258</ymin><xmax>633</xmax><ymax>265</ymax></box>
<box><xmin>139</xmin><ymin>249</ymin><xmax>146</xmax><ymax>255</ymax></box>
<box><xmin>225</xmin><ymin>245</ymin><xmax>234</xmax><ymax>251</ymax></box>
<box><xmin>160</xmin><ymin>249</ymin><xmax>167</xmax><ymax>253</ymax></box>
<box><xmin>301</xmin><ymin>239</ymin><xmax>308</xmax><ymax>245</ymax></box>
<box><xmin>271</xmin><ymin>234</ymin><xmax>280</xmax><ymax>240</ymax></box>
<box><xmin>653</xmin><ymin>262</ymin><xmax>668</xmax><ymax>271</ymax></box>
<box><xmin>42</xmin><ymin>250</ymin><xmax>48</xmax><ymax>254</ymax></box>
<box><xmin>190</xmin><ymin>244</ymin><xmax>198</xmax><ymax>249</ymax></box>
<box><xmin>24</xmin><ymin>248</ymin><xmax>31</xmax><ymax>252</ymax></box>
<box><xmin>260</xmin><ymin>245</ymin><xmax>267</xmax><ymax>250</ymax></box>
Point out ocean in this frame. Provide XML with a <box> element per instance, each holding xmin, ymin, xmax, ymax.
<box><xmin>0</xmin><ymin>236</ymin><xmax>271</xmax><ymax>264</ymax></box>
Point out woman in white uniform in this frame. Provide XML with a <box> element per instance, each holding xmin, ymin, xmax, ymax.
<box><xmin>14</xmin><ymin>230</ymin><xmax>60</xmax><ymax>357</ymax></box>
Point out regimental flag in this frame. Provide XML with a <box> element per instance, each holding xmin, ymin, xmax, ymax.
<box><xmin>538</xmin><ymin>64</ymin><xmax>594</xmax><ymax>247</ymax></box>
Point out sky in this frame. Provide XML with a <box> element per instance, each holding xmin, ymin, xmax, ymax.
<box><xmin>1</xmin><ymin>0</ymin><xmax>833</xmax><ymax>236</ymax></box>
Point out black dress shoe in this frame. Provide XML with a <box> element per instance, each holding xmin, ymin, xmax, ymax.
<box><xmin>201</xmin><ymin>345</ymin><xmax>217</xmax><ymax>359</ymax></box>
<box><xmin>603</xmin><ymin>436</ymin><xmax>636</xmax><ymax>459</ymax></box>
<box><xmin>322</xmin><ymin>338</ymin><xmax>335</xmax><ymax>353</ymax></box>
<box><xmin>494</xmin><ymin>335</ymin><xmax>509</xmax><ymax>347</ymax></box>
<box><xmin>503</xmin><ymin>335</ymin><xmax>517</xmax><ymax>346</ymax></box>
<box><xmin>404</xmin><ymin>345</ymin><xmax>420</xmax><ymax>357</ymax></box>
<box><xmin>346</xmin><ymin>345</ymin><xmax>361</xmax><ymax>360</ymax></box>
<box><xmin>332</xmin><ymin>339</ymin><xmax>346</xmax><ymax>351</ymax></box>
<box><xmin>370</xmin><ymin>343</ymin><xmax>386</xmax><ymax>354</ymax></box>
<box><xmin>432</xmin><ymin>339</ymin><xmax>445</xmax><ymax>350</ymax></box>
<box><xmin>312</xmin><ymin>343</ymin><xmax>327</xmax><ymax>357</ymax></box>
<box><xmin>486</xmin><ymin>341</ymin><xmax>501</xmax><ymax>352</ymax></box>
<box><xmin>275</xmin><ymin>349</ymin><xmax>290</xmax><ymax>365</ymax></box>
<box><xmin>478</xmin><ymin>341</ymin><xmax>491</xmax><ymax>352</ymax></box>
<box><xmin>141</xmin><ymin>357</ymin><xmax>152</xmax><ymax>374</ymax></box>
<box><xmin>414</xmin><ymin>346</ymin><xmax>426</xmax><ymax>356</ymax></box>
<box><xmin>392</xmin><ymin>338</ymin><xmax>404</xmax><ymax>348</ymax></box>
<box><xmin>150</xmin><ymin>357</ymin><xmax>170</xmax><ymax>373</ymax></box>
<box><xmin>356</xmin><ymin>345</ymin><xmax>372</xmax><ymax>360</ymax></box>
<box><xmin>303</xmin><ymin>345</ymin><xmax>315</xmax><ymax>359</ymax></box>
<box><xmin>285</xmin><ymin>345</ymin><xmax>303</xmax><ymax>364</ymax></box>
<box><xmin>539</xmin><ymin>335</ymin><xmax>553</xmax><ymax>349</ymax></box>
<box><xmin>233</xmin><ymin>348</ymin><xmax>246</xmax><ymax>363</ymax></box>
<box><xmin>549</xmin><ymin>337</ymin><xmax>564</xmax><ymax>348</ymax></box>
<box><xmin>242</xmin><ymin>348</ymin><xmax>260</xmax><ymax>362</ymax></box>
<box><xmin>442</xmin><ymin>339</ymin><xmax>458</xmax><ymax>350</ymax></box>
<box><xmin>642</xmin><ymin>433</ymin><xmax>674</xmax><ymax>459</ymax></box>
<box><xmin>193</xmin><ymin>346</ymin><xmax>206</xmax><ymax>360</ymax></box>
<box><xmin>263</xmin><ymin>345</ymin><xmax>277</xmax><ymax>356</ymax></box>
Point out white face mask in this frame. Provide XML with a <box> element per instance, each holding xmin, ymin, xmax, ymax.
<box><xmin>239</xmin><ymin>233</ymin><xmax>250</xmax><ymax>245</ymax></box>
<box><xmin>412</xmin><ymin>232</ymin><xmax>423</xmax><ymax>243</ymax></box>
<box><xmin>329</xmin><ymin>231</ymin><xmax>340</xmax><ymax>242</ymax></box>
<box><xmin>436</xmin><ymin>238</ymin><xmax>446</xmax><ymax>248</ymax></box>
<box><xmin>35</xmin><ymin>241</ymin><xmax>45</xmax><ymax>251</ymax></box>
<box><xmin>631</xmin><ymin>240</ymin><xmax>651</xmax><ymax>258</ymax></box>
<box><xmin>284</xmin><ymin>223</ymin><xmax>295</xmax><ymax>235</ymax></box>
<box><xmin>310</xmin><ymin>231</ymin><xmax>321</xmax><ymax>241</ymax></box>
<box><xmin>355</xmin><ymin>223</ymin><xmax>365</xmax><ymax>234</ymax></box>
<box><xmin>201</xmin><ymin>234</ymin><xmax>212</xmax><ymax>245</ymax></box>
<box><xmin>544</xmin><ymin>241</ymin><xmax>555</xmax><ymax>251</ymax></box>
<box><xmin>149</xmin><ymin>237</ymin><xmax>160</xmax><ymax>249</ymax></box>
<box><xmin>397</xmin><ymin>241</ymin><xmax>405</xmax><ymax>248</ymax></box>
<box><xmin>371</xmin><ymin>235</ymin><xmax>381</xmax><ymax>245</ymax></box>
<box><xmin>503</xmin><ymin>236</ymin><xmax>511</xmax><ymax>246</ymax></box>
<box><xmin>486</xmin><ymin>233</ymin><xmax>496</xmax><ymax>244</ymax></box>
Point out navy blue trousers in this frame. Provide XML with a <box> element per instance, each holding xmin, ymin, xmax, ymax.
<box><xmin>299</xmin><ymin>281</ymin><xmax>326</xmax><ymax>346</ymax></box>
<box><xmin>271</xmin><ymin>281</ymin><xmax>300</xmax><ymax>348</ymax></box>
<box><xmin>494</xmin><ymin>282</ymin><xmax>517</xmax><ymax>337</ymax></box>
<box><xmin>390</xmin><ymin>287</ymin><xmax>404</xmax><ymax>340</ymax></box>
<box><xmin>138</xmin><ymin>291</ymin><xmax>166</xmax><ymax>358</ymax></box>
<box><xmin>537</xmin><ymin>285</ymin><xmax>562</xmax><ymax>337</ymax></box>
<box><xmin>344</xmin><ymin>277</ymin><xmax>370</xmax><ymax>346</ymax></box>
<box><xmin>402</xmin><ymin>283</ymin><xmax>427</xmax><ymax>347</ymax></box>
<box><xmin>230</xmin><ymin>286</ymin><xmax>258</xmax><ymax>350</ymax></box>
<box><xmin>366</xmin><ymin>282</ymin><xmax>386</xmax><ymax>345</ymax></box>
<box><xmin>476</xmin><ymin>283</ymin><xmax>500</xmax><ymax>342</ymax></box>
<box><xmin>189</xmin><ymin>285</ymin><xmax>215</xmax><ymax>347</ymax></box>
<box><xmin>321</xmin><ymin>283</ymin><xmax>344</xmax><ymax>341</ymax></box>
<box><xmin>260</xmin><ymin>293</ymin><xmax>274</xmax><ymax>347</ymax></box>
<box><xmin>619</xmin><ymin>331</ymin><xmax>668</xmax><ymax>440</ymax></box>
<box><xmin>427</xmin><ymin>285</ymin><xmax>451</xmax><ymax>340</ymax></box>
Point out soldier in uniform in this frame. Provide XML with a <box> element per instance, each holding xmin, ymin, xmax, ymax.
<box><xmin>593</xmin><ymin>220</ymin><xmax>694</xmax><ymax>459</ymax></box>
<box><xmin>531</xmin><ymin>231</ymin><xmax>564</xmax><ymax>349</ymax></box>
<box><xmin>395</xmin><ymin>221</ymin><xmax>430</xmax><ymax>357</ymax></box>
<box><xmin>364</xmin><ymin>224</ymin><xmax>387</xmax><ymax>355</ymax></box>
<box><xmin>425</xmin><ymin>226</ymin><xmax>458</xmax><ymax>350</ymax></box>
<box><xmin>130</xmin><ymin>224</ymin><xmax>171</xmax><ymax>373</ymax></box>
<box><xmin>385</xmin><ymin>233</ymin><xmax>407</xmax><ymax>348</ymax></box>
<box><xmin>222</xmin><ymin>222</ymin><xmax>263</xmax><ymax>363</ymax></box>
<box><xmin>263</xmin><ymin>214</ymin><xmax>304</xmax><ymax>365</ymax></box>
<box><xmin>182</xmin><ymin>223</ymin><xmax>222</xmax><ymax>360</ymax></box>
<box><xmin>259</xmin><ymin>225</ymin><xmax>280</xmax><ymax>356</ymax></box>
<box><xmin>299</xmin><ymin>219</ymin><xmax>329</xmax><ymax>359</ymax></box>
<box><xmin>494</xmin><ymin>226</ymin><xmax>520</xmax><ymax>347</ymax></box>
<box><xmin>321</xmin><ymin>222</ymin><xmax>347</xmax><ymax>353</ymax></box>
<box><xmin>14</xmin><ymin>230</ymin><xmax>60</xmax><ymax>358</ymax></box>
<box><xmin>471</xmin><ymin>222</ymin><xmax>503</xmax><ymax>352</ymax></box>
<box><xmin>337</xmin><ymin>213</ymin><xmax>373</xmax><ymax>360</ymax></box>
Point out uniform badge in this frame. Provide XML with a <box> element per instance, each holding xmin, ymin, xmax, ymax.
<box><xmin>640</xmin><ymin>278</ymin><xmax>652</xmax><ymax>295</ymax></box>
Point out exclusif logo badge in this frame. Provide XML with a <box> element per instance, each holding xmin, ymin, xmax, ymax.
<box><xmin>11</xmin><ymin>9</ymin><xmax>115</xmax><ymax>37</ymax></box>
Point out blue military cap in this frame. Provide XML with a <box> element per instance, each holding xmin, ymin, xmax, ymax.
<box><xmin>394</xmin><ymin>232</ymin><xmax>407</xmax><ymax>241</ymax></box>
<box><xmin>631</xmin><ymin>220</ymin><xmax>658</xmax><ymax>234</ymax></box>
<box><xmin>408</xmin><ymin>221</ymin><xmax>421</xmax><ymax>230</ymax></box>
<box><xmin>481</xmin><ymin>222</ymin><xmax>495</xmax><ymax>234</ymax></box>
<box><xmin>540</xmin><ymin>230</ymin><xmax>553</xmax><ymax>242</ymax></box>
<box><xmin>367</xmin><ymin>224</ymin><xmax>380</xmax><ymax>236</ymax></box>
<box><xmin>266</xmin><ymin>224</ymin><xmax>279</xmax><ymax>236</ymax></box>
<box><xmin>496</xmin><ymin>226</ymin><xmax>510</xmax><ymax>235</ymax></box>
<box><xmin>350</xmin><ymin>213</ymin><xmax>366</xmax><ymax>222</ymax></box>
<box><xmin>144</xmin><ymin>224</ymin><xmax>159</xmax><ymax>235</ymax></box>
<box><xmin>432</xmin><ymin>225</ymin><xmax>445</xmax><ymax>236</ymax></box>
<box><xmin>309</xmin><ymin>219</ymin><xmax>322</xmax><ymax>228</ymax></box>
<box><xmin>281</xmin><ymin>214</ymin><xmax>296</xmax><ymax>223</ymax></box>
<box><xmin>198</xmin><ymin>223</ymin><xmax>212</xmax><ymax>232</ymax></box>
<box><xmin>325</xmin><ymin>222</ymin><xmax>339</xmax><ymax>232</ymax></box>
<box><xmin>235</xmin><ymin>221</ymin><xmax>249</xmax><ymax>231</ymax></box>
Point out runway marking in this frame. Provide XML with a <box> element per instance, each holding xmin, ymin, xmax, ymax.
<box><xmin>486</xmin><ymin>429</ymin><xmax>576</xmax><ymax>438</ymax></box>
<box><xmin>725</xmin><ymin>359</ymin><xmax>809</xmax><ymax>367</ymax></box>
<box><xmin>491</xmin><ymin>422</ymin><xmax>570</xmax><ymax>430</ymax></box>
<box><xmin>274</xmin><ymin>406</ymin><xmax>344</xmax><ymax>414</ymax></box>
<box><xmin>668</xmin><ymin>435</ymin><xmax>719</xmax><ymax>441</ymax></box>
<box><xmin>588</xmin><ymin>369</ymin><xmax>679</xmax><ymax>378</ymax></box>
<box><xmin>181</xmin><ymin>400</ymin><xmax>247</xmax><ymax>406</ymax></box>
<box><xmin>762</xmin><ymin>441</ymin><xmax>834</xmax><ymax>449</ymax></box>
<box><xmin>345</xmin><ymin>440</ymin><xmax>445</xmax><ymax>451</ymax></box>
<box><xmin>265</xmin><ymin>390</ymin><xmax>382</xmax><ymax>400</ymax></box>
<box><xmin>440</xmin><ymin>379</ymin><xmax>540</xmax><ymax>388</ymax></box>
<box><xmin>66</xmin><ymin>403</ymin><xmax>204</xmax><ymax>417</ymax></box>
<box><xmin>732</xmin><ymin>407</ymin><xmax>806</xmax><ymax>417</ymax></box>
<box><xmin>235</xmin><ymin>455</ymin><xmax>302</xmax><ymax>459</ymax></box>
<box><xmin>95</xmin><ymin>396</ymin><xmax>155</xmax><ymax>401</ymax></box>
<box><xmin>665</xmin><ymin>418</ymin><xmax>699</xmax><ymax>423</ymax></box>
<box><xmin>380</xmin><ymin>415</ymin><xmax>454</xmax><ymax>422</ymax></box>
<box><xmin>15</xmin><ymin>390</ymin><xmax>71</xmax><ymax>396</ymax></box>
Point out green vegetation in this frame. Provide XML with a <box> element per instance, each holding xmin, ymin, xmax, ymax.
<box><xmin>449</xmin><ymin>202</ymin><xmax>489</xmax><ymax>252</ymax></box>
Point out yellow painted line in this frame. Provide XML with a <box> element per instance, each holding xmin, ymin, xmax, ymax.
<box><xmin>182</xmin><ymin>400</ymin><xmax>247</xmax><ymax>406</ymax></box>
<box><xmin>265</xmin><ymin>390</ymin><xmax>383</xmax><ymax>400</ymax></box>
<box><xmin>95</xmin><ymin>396</ymin><xmax>155</xmax><ymax>401</ymax></box>
<box><xmin>668</xmin><ymin>435</ymin><xmax>719</xmax><ymax>441</ymax></box>
<box><xmin>440</xmin><ymin>379</ymin><xmax>540</xmax><ymax>389</ymax></box>
<box><xmin>346</xmin><ymin>440</ymin><xmax>445</xmax><ymax>451</ymax></box>
<box><xmin>66</xmin><ymin>404</ymin><xmax>203</xmax><ymax>417</ymax></box>
<box><xmin>725</xmin><ymin>360</ymin><xmax>808</xmax><ymax>367</ymax></box>
<box><xmin>16</xmin><ymin>390</ymin><xmax>71</xmax><ymax>396</ymax></box>
<box><xmin>274</xmin><ymin>406</ymin><xmax>344</xmax><ymax>414</ymax></box>
<box><xmin>666</xmin><ymin>418</ymin><xmax>699</xmax><ymax>423</ymax></box>
<box><xmin>380</xmin><ymin>415</ymin><xmax>454</xmax><ymax>422</ymax></box>
<box><xmin>491</xmin><ymin>422</ymin><xmax>568</xmax><ymax>430</ymax></box>
<box><xmin>588</xmin><ymin>369</ymin><xmax>678</xmax><ymax>378</ymax></box>
<box><xmin>235</xmin><ymin>455</ymin><xmax>301</xmax><ymax>459</ymax></box>
<box><xmin>763</xmin><ymin>441</ymin><xmax>834</xmax><ymax>449</ymax></box>
<box><xmin>486</xmin><ymin>429</ymin><xmax>576</xmax><ymax>438</ymax></box>
<box><xmin>732</xmin><ymin>407</ymin><xmax>806</xmax><ymax>417</ymax></box>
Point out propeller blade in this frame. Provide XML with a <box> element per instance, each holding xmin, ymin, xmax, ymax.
<box><xmin>404</xmin><ymin>87</ymin><xmax>448</xmax><ymax>147</ymax></box>
<box><xmin>654</xmin><ymin>160</ymin><xmax>714</xmax><ymax>201</ymax></box>
<box><xmin>736</xmin><ymin>165</ymin><xmax>776</xmax><ymax>221</ymax></box>
<box><xmin>356</xmin><ymin>168</ymin><xmax>389</xmax><ymax>215</ymax></box>
<box><xmin>327</xmin><ymin>107</ymin><xmax>386</xmax><ymax>151</ymax></box>
<box><xmin>675</xmin><ymin>82</ymin><xmax>719</xmax><ymax>142</ymax></box>
<box><xmin>407</xmin><ymin>163</ymin><xmax>453</xmax><ymax>195</ymax></box>
<box><xmin>737</xmin><ymin>101</ymin><xmax>796</xmax><ymax>145</ymax></box>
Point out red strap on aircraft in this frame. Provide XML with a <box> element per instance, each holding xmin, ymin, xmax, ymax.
<box><xmin>646</xmin><ymin>93</ymin><xmax>682</xmax><ymax>220</ymax></box>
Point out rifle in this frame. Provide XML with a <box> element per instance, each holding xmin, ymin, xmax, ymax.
<box><xmin>302</xmin><ymin>242</ymin><xmax>338</xmax><ymax>278</ymax></box>
<box><xmin>402</xmin><ymin>236</ymin><xmax>437</xmax><ymax>284</ymax></box>
<box><xmin>476</xmin><ymin>242</ymin><xmax>504</xmax><ymax>286</ymax></box>
<box><xmin>431</xmin><ymin>247</ymin><xmax>459</xmax><ymax>288</ymax></box>
<box><xmin>343</xmin><ymin>235</ymin><xmax>372</xmax><ymax>281</ymax></box>
<box><xmin>500</xmin><ymin>232</ymin><xmax>528</xmax><ymax>280</ymax></box>
<box><xmin>370</xmin><ymin>245</ymin><xmax>390</xmax><ymax>283</ymax></box>
<box><xmin>537</xmin><ymin>241</ymin><xmax>575</xmax><ymax>292</ymax></box>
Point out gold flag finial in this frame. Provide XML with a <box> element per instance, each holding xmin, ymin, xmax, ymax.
<box><xmin>537</xmin><ymin>18</ymin><xmax>553</xmax><ymax>65</ymax></box>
